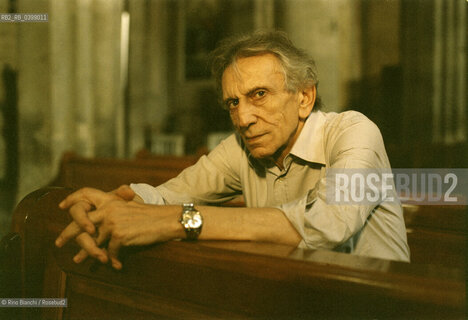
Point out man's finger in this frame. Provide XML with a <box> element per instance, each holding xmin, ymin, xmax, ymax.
<box><xmin>55</xmin><ymin>221</ymin><xmax>82</xmax><ymax>247</ymax></box>
<box><xmin>59</xmin><ymin>187</ymin><xmax>110</xmax><ymax>209</ymax></box>
<box><xmin>56</xmin><ymin>205</ymin><xmax>108</xmax><ymax>248</ymax></box>
<box><xmin>112</xmin><ymin>185</ymin><xmax>136</xmax><ymax>201</ymax></box>
<box><xmin>75</xmin><ymin>233</ymin><xmax>108</xmax><ymax>264</ymax></box>
<box><xmin>107</xmin><ymin>237</ymin><xmax>122</xmax><ymax>270</ymax></box>
<box><xmin>72</xmin><ymin>227</ymin><xmax>111</xmax><ymax>264</ymax></box>
<box><xmin>67</xmin><ymin>201</ymin><xmax>95</xmax><ymax>234</ymax></box>
<box><xmin>73</xmin><ymin>249</ymin><xmax>89</xmax><ymax>264</ymax></box>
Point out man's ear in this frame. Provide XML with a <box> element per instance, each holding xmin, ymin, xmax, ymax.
<box><xmin>298</xmin><ymin>86</ymin><xmax>316</xmax><ymax>119</ymax></box>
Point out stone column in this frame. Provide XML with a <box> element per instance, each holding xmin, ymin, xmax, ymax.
<box><xmin>0</xmin><ymin>0</ymin><xmax>18</xmax><ymax>180</ymax></box>
<box><xmin>49</xmin><ymin>0</ymin><xmax>75</xmax><ymax>165</ymax></box>
<box><xmin>146</xmin><ymin>0</ymin><xmax>169</xmax><ymax>136</ymax></box>
<box><xmin>93</xmin><ymin>0</ymin><xmax>122</xmax><ymax>157</ymax></box>
<box><xmin>127</xmin><ymin>0</ymin><xmax>170</xmax><ymax>156</ymax></box>
<box><xmin>281</xmin><ymin>0</ymin><xmax>357</xmax><ymax>111</ymax></box>
<box><xmin>127</xmin><ymin>0</ymin><xmax>148</xmax><ymax>156</ymax></box>
<box><xmin>254</xmin><ymin>0</ymin><xmax>275</xmax><ymax>29</ymax></box>
<box><xmin>432</xmin><ymin>0</ymin><xmax>466</xmax><ymax>144</ymax></box>
<box><xmin>17</xmin><ymin>0</ymin><xmax>51</xmax><ymax>200</ymax></box>
<box><xmin>75</xmin><ymin>0</ymin><xmax>95</xmax><ymax>157</ymax></box>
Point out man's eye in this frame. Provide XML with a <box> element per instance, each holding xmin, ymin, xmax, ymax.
<box><xmin>255</xmin><ymin>90</ymin><xmax>266</xmax><ymax>98</ymax></box>
<box><xmin>227</xmin><ymin>99</ymin><xmax>239</xmax><ymax>109</ymax></box>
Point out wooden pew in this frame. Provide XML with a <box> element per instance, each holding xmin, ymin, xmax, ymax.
<box><xmin>403</xmin><ymin>204</ymin><xmax>466</xmax><ymax>268</ymax></box>
<box><xmin>8</xmin><ymin>187</ymin><xmax>466</xmax><ymax>319</ymax></box>
<box><xmin>0</xmin><ymin>232</ymin><xmax>22</xmax><ymax>320</ymax></box>
<box><xmin>49</xmin><ymin>152</ymin><xmax>466</xmax><ymax>267</ymax></box>
<box><xmin>51</xmin><ymin>152</ymin><xmax>199</xmax><ymax>191</ymax></box>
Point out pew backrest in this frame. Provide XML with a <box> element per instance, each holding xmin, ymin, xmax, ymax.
<box><xmin>51</xmin><ymin>152</ymin><xmax>199</xmax><ymax>191</ymax></box>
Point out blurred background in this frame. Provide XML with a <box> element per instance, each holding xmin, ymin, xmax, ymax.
<box><xmin>0</xmin><ymin>0</ymin><xmax>466</xmax><ymax>237</ymax></box>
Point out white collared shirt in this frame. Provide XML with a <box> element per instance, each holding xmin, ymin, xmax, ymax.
<box><xmin>131</xmin><ymin>111</ymin><xmax>410</xmax><ymax>262</ymax></box>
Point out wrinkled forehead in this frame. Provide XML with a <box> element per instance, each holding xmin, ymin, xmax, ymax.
<box><xmin>221</xmin><ymin>54</ymin><xmax>286</xmax><ymax>93</ymax></box>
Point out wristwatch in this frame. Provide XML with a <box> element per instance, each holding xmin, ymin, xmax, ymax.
<box><xmin>179</xmin><ymin>203</ymin><xmax>203</xmax><ymax>241</ymax></box>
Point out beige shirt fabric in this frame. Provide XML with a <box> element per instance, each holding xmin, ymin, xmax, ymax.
<box><xmin>131</xmin><ymin>110</ymin><xmax>410</xmax><ymax>262</ymax></box>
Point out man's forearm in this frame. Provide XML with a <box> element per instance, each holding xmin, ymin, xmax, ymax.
<box><xmin>56</xmin><ymin>187</ymin><xmax>303</xmax><ymax>270</ymax></box>
<box><xmin>179</xmin><ymin>205</ymin><xmax>302</xmax><ymax>246</ymax></box>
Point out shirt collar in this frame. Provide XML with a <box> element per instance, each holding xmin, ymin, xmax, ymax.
<box><xmin>243</xmin><ymin>110</ymin><xmax>327</xmax><ymax>169</ymax></box>
<box><xmin>289</xmin><ymin>110</ymin><xmax>326</xmax><ymax>165</ymax></box>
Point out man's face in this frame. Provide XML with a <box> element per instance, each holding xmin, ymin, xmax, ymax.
<box><xmin>222</xmin><ymin>54</ymin><xmax>312</xmax><ymax>164</ymax></box>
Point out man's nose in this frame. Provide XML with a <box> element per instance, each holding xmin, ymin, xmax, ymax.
<box><xmin>236</xmin><ymin>101</ymin><xmax>257</xmax><ymax>128</ymax></box>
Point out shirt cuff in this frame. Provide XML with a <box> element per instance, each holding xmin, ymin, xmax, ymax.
<box><xmin>130</xmin><ymin>183</ymin><xmax>165</xmax><ymax>205</ymax></box>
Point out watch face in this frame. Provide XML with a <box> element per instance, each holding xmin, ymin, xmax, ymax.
<box><xmin>188</xmin><ymin>213</ymin><xmax>202</xmax><ymax>228</ymax></box>
<box><xmin>182</xmin><ymin>212</ymin><xmax>203</xmax><ymax>229</ymax></box>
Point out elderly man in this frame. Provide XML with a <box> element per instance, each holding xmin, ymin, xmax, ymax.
<box><xmin>56</xmin><ymin>31</ymin><xmax>410</xmax><ymax>269</ymax></box>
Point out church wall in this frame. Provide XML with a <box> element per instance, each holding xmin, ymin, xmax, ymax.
<box><xmin>2</xmin><ymin>0</ymin><xmax>463</xmax><ymax>240</ymax></box>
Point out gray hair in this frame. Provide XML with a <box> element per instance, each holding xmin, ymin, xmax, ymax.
<box><xmin>211</xmin><ymin>30</ymin><xmax>322</xmax><ymax>110</ymax></box>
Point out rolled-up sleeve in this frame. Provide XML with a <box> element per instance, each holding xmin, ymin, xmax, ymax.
<box><xmin>130</xmin><ymin>183</ymin><xmax>165</xmax><ymax>204</ymax></box>
<box><xmin>131</xmin><ymin>134</ymin><xmax>244</xmax><ymax>205</ymax></box>
<box><xmin>278</xmin><ymin>153</ymin><xmax>383</xmax><ymax>251</ymax></box>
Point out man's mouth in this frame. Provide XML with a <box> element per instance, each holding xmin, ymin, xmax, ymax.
<box><xmin>244</xmin><ymin>133</ymin><xmax>266</xmax><ymax>143</ymax></box>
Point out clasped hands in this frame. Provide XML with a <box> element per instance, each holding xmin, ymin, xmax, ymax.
<box><xmin>55</xmin><ymin>185</ymin><xmax>181</xmax><ymax>270</ymax></box>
